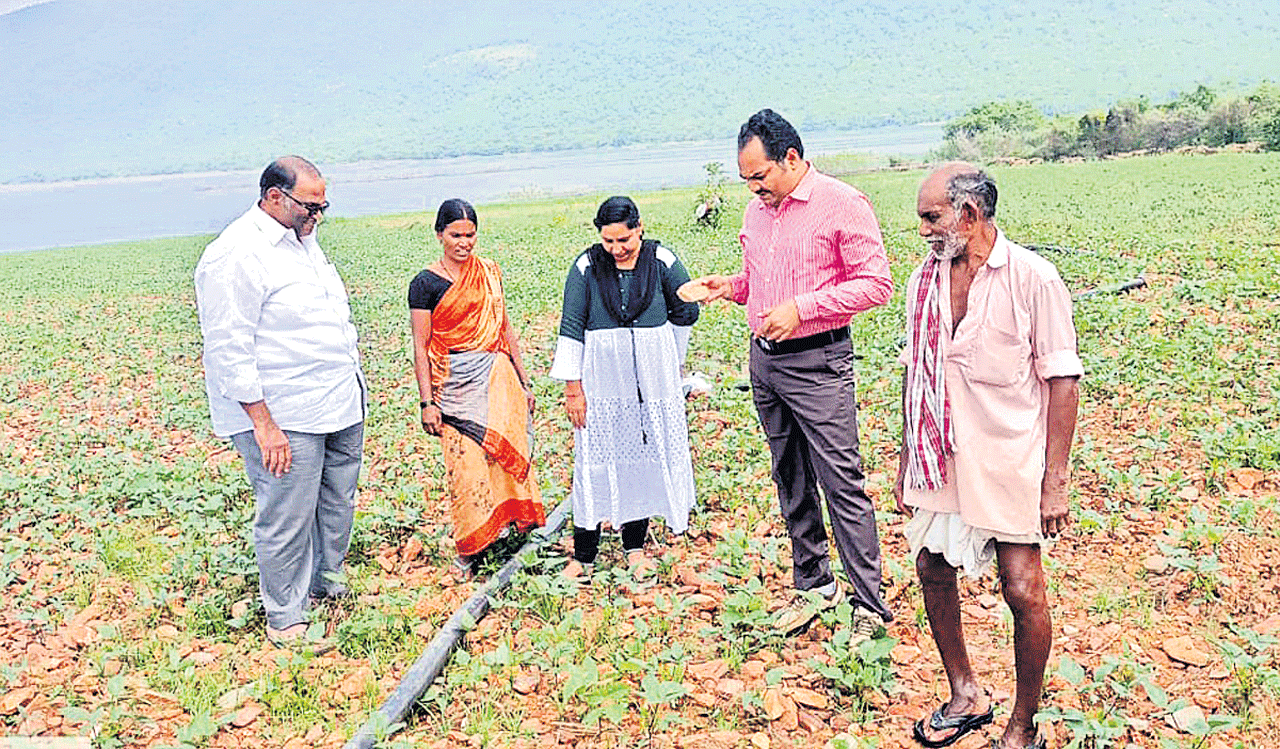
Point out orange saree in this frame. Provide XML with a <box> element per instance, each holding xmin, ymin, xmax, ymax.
<box><xmin>428</xmin><ymin>256</ymin><xmax>544</xmax><ymax>556</ymax></box>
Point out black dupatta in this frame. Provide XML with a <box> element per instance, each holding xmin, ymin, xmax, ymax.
<box><xmin>587</xmin><ymin>238</ymin><xmax>661</xmax><ymax>326</ymax></box>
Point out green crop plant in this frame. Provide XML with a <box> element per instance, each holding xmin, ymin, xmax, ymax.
<box><xmin>812</xmin><ymin>602</ymin><xmax>897</xmax><ymax>714</ymax></box>
<box><xmin>1218</xmin><ymin>625</ymin><xmax>1280</xmax><ymax>727</ymax></box>
<box><xmin>708</xmin><ymin>577</ymin><xmax>774</xmax><ymax>665</ymax></box>
<box><xmin>1041</xmin><ymin>652</ymin><xmax>1164</xmax><ymax>749</ymax></box>
<box><xmin>639</xmin><ymin>670</ymin><xmax>689</xmax><ymax>742</ymax></box>
<box><xmin>4</xmin><ymin>152</ymin><xmax>1280</xmax><ymax>746</ymax></box>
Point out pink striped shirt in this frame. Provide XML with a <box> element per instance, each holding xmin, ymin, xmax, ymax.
<box><xmin>728</xmin><ymin>165</ymin><xmax>892</xmax><ymax>338</ymax></box>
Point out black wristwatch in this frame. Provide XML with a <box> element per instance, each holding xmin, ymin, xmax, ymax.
<box><xmin>420</xmin><ymin>400</ymin><xmax>436</xmax><ymax>409</ymax></box>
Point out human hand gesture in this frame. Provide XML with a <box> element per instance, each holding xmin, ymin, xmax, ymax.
<box><xmin>565</xmin><ymin>381</ymin><xmax>586</xmax><ymax>429</ymax></box>
<box><xmin>254</xmin><ymin>421</ymin><xmax>292</xmax><ymax>477</ymax></box>
<box><xmin>421</xmin><ymin>404</ymin><xmax>443</xmax><ymax>436</ymax></box>
<box><xmin>892</xmin><ymin>467</ymin><xmax>912</xmax><ymax>515</ymax></box>
<box><xmin>694</xmin><ymin>275</ymin><xmax>735</xmax><ymax>303</ymax></box>
<box><xmin>755</xmin><ymin>299</ymin><xmax>801</xmax><ymax>341</ymax></box>
<box><xmin>1040</xmin><ymin>471</ymin><xmax>1071</xmax><ymax>537</ymax></box>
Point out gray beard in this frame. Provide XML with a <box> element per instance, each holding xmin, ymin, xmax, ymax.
<box><xmin>929</xmin><ymin>234</ymin><xmax>965</xmax><ymax>261</ymax></box>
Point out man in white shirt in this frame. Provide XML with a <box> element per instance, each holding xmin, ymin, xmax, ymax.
<box><xmin>195</xmin><ymin>156</ymin><xmax>365</xmax><ymax>649</ymax></box>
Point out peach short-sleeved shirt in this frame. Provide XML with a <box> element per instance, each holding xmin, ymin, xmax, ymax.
<box><xmin>900</xmin><ymin>231</ymin><xmax>1083</xmax><ymax>536</ymax></box>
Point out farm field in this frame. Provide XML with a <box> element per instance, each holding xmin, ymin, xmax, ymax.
<box><xmin>2</xmin><ymin>152</ymin><xmax>1279</xmax><ymax>748</ymax></box>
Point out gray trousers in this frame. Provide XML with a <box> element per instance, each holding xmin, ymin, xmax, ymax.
<box><xmin>232</xmin><ymin>421</ymin><xmax>363</xmax><ymax>629</ymax></box>
<box><xmin>749</xmin><ymin>338</ymin><xmax>892</xmax><ymax>622</ymax></box>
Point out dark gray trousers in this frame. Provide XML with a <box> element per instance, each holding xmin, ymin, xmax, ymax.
<box><xmin>232</xmin><ymin>421</ymin><xmax>363</xmax><ymax>629</ymax></box>
<box><xmin>749</xmin><ymin>338</ymin><xmax>891</xmax><ymax>622</ymax></box>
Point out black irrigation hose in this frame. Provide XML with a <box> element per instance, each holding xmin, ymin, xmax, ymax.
<box><xmin>1026</xmin><ymin>243</ymin><xmax>1090</xmax><ymax>254</ymax></box>
<box><xmin>882</xmin><ymin>274</ymin><xmax>1146</xmax><ymax>351</ymax></box>
<box><xmin>1026</xmin><ymin>240</ymin><xmax>1148</xmax><ymax>298</ymax></box>
<box><xmin>341</xmin><ymin>260</ymin><xmax>1141</xmax><ymax>744</ymax></box>
<box><xmin>1074</xmin><ymin>275</ymin><xmax>1146</xmax><ymax>299</ymax></box>
<box><xmin>1025</xmin><ymin>242</ymin><xmax>1148</xmax><ymax>297</ymax></box>
<box><xmin>343</xmin><ymin>498</ymin><xmax>571</xmax><ymax>749</ymax></box>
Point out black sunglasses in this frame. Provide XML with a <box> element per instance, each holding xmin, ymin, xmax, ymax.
<box><xmin>277</xmin><ymin>188</ymin><xmax>329</xmax><ymax>216</ymax></box>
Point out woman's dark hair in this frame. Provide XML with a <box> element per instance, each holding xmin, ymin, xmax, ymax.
<box><xmin>435</xmin><ymin>198</ymin><xmax>478</xmax><ymax>233</ymax></box>
<box><xmin>593</xmin><ymin>195</ymin><xmax>641</xmax><ymax>230</ymax></box>
<box><xmin>588</xmin><ymin>195</ymin><xmax>655</xmax><ymax>326</ymax></box>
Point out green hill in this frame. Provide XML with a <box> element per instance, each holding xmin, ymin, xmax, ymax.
<box><xmin>3</xmin><ymin>0</ymin><xmax>1278</xmax><ymax>182</ymax></box>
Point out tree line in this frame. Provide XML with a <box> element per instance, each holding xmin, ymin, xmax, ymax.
<box><xmin>936</xmin><ymin>83</ymin><xmax>1280</xmax><ymax>162</ymax></box>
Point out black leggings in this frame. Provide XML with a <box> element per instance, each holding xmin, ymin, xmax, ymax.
<box><xmin>573</xmin><ymin>518</ymin><xmax>649</xmax><ymax>564</ymax></box>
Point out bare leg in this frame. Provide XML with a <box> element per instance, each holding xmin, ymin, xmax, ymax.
<box><xmin>994</xmin><ymin>542</ymin><xmax>1051</xmax><ymax>748</ymax></box>
<box><xmin>916</xmin><ymin>549</ymin><xmax>990</xmax><ymax>743</ymax></box>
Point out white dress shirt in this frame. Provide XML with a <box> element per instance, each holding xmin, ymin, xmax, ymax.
<box><xmin>195</xmin><ymin>204</ymin><xmax>365</xmax><ymax>438</ymax></box>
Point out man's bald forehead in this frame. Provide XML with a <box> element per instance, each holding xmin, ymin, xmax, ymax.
<box><xmin>274</xmin><ymin>155</ymin><xmax>321</xmax><ymax>180</ymax></box>
<box><xmin>923</xmin><ymin>161</ymin><xmax>982</xmax><ymax>188</ymax></box>
<box><xmin>923</xmin><ymin>161</ymin><xmax>998</xmax><ymax>219</ymax></box>
<box><xmin>260</xmin><ymin>155</ymin><xmax>323</xmax><ymax>199</ymax></box>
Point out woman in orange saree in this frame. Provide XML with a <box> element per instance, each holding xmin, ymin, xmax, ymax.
<box><xmin>409</xmin><ymin>199</ymin><xmax>544</xmax><ymax>578</ymax></box>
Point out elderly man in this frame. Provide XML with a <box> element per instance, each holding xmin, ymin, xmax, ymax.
<box><xmin>195</xmin><ymin>156</ymin><xmax>365</xmax><ymax>649</ymax></box>
<box><xmin>895</xmin><ymin>163</ymin><xmax>1081</xmax><ymax>749</ymax></box>
<box><xmin>698</xmin><ymin>109</ymin><xmax>894</xmax><ymax>637</ymax></box>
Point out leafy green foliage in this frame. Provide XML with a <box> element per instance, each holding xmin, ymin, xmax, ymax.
<box><xmin>939</xmin><ymin>82</ymin><xmax>1280</xmax><ymax>160</ymax></box>
<box><xmin>810</xmin><ymin>603</ymin><xmax>897</xmax><ymax>711</ymax></box>
<box><xmin>944</xmin><ymin>100</ymin><xmax>1047</xmax><ymax>139</ymax></box>
<box><xmin>1043</xmin><ymin>652</ymin><xmax>1170</xmax><ymax>748</ymax></box>
<box><xmin>694</xmin><ymin>162</ymin><xmax>727</xmax><ymax>229</ymax></box>
<box><xmin>1216</xmin><ymin>625</ymin><xmax>1280</xmax><ymax>727</ymax></box>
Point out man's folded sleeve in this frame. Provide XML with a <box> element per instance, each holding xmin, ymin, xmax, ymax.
<box><xmin>196</xmin><ymin>254</ymin><xmax>266</xmax><ymax>404</ymax></box>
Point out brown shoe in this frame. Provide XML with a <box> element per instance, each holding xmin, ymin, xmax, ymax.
<box><xmin>849</xmin><ymin>604</ymin><xmax>884</xmax><ymax>645</ymax></box>
<box><xmin>266</xmin><ymin>622</ymin><xmax>306</xmax><ymax>643</ymax></box>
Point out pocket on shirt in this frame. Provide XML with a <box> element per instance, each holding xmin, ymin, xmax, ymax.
<box><xmin>968</xmin><ymin>327</ymin><xmax>1029</xmax><ymax>386</ymax></box>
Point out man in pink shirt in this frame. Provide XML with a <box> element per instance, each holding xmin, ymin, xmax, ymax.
<box><xmin>699</xmin><ymin>109</ymin><xmax>894</xmax><ymax>638</ymax></box>
<box><xmin>895</xmin><ymin>163</ymin><xmax>1082</xmax><ymax>749</ymax></box>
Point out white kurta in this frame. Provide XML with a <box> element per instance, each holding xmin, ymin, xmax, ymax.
<box><xmin>556</xmin><ymin>324</ymin><xmax>694</xmax><ymax>533</ymax></box>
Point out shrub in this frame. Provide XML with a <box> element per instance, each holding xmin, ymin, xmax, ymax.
<box><xmin>943</xmin><ymin>100</ymin><xmax>1046</xmax><ymax>139</ymax></box>
<box><xmin>939</xmin><ymin>84</ymin><xmax>1280</xmax><ymax>160</ymax></box>
<box><xmin>1033</xmin><ymin>116</ymin><xmax>1084</xmax><ymax>160</ymax></box>
<box><xmin>1204</xmin><ymin>99</ymin><xmax>1252</xmax><ymax>146</ymax></box>
<box><xmin>1262</xmin><ymin>110</ymin><xmax>1280</xmax><ymax>151</ymax></box>
<box><xmin>1140</xmin><ymin>107</ymin><xmax>1207</xmax><ymax>151</ymax></box>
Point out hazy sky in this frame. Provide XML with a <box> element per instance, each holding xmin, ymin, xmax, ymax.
<box><xmin>0</xmin><ymin>0</ymin><xmax>53</xmax><ymax>16</ymax></box>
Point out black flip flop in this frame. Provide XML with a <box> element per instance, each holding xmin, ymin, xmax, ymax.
<box><xmin>990</xmin><ymin>738</ymin><xmax>1046</xmax><ymax>749</ymax></box>
<box><xmin>912</xmin><ymin>701</ymin><xmax>995</xmax><ymax>747</ymax></box>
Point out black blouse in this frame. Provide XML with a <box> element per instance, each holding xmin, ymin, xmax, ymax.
<box><xmin>407</xmin><ymin>269</ymin><xmax>452</xmax><ymax>311</ymax></box>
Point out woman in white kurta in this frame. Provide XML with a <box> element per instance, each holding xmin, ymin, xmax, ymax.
<box><xmin>550</xmin><ymin>196</ymin><xmax>699</xmax><ymax>578</ymax></box>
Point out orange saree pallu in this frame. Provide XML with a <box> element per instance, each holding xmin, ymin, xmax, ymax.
<box><xmin>429</xmin><ymin>256</ymin><xmax>544</xmax><ymax>556</ymax></box>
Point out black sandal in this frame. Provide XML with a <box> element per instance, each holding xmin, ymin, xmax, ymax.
<box><xmin>912</xmin><ymin>701</ymin><xmax>995</xmax><ymax>747</ymax></box>
<box><xmin>990</xmin><ymin>738</ymin><xmax>1046</xmax><ymax>749</ymax></box>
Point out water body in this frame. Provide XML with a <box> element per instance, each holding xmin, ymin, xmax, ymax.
<box><xmin>0</xmin><ymin>124</ymin><xmax>940</xmax><ymax>255</ymax></box>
